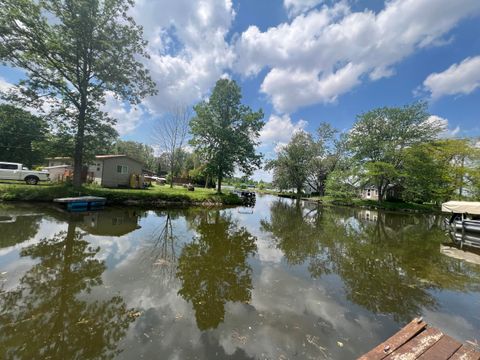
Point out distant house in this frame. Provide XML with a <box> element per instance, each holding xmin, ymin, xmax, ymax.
<box><xmin>360</xmin><ymin>185</ymin><xmax>379</xmax><ymax>200</ymax></box>
<box><xmin>360</xmin><ymin>184</ymin><xmax>403</xmax><ymax>201</ymax></box>
<box><xmin>89</xmin><ymin>155</ymin><xmax>144</xmax><ymax>188</ymax></box>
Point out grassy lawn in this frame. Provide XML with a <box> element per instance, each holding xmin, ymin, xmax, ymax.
<box><xmin>0</xmin><ymin>182</ymin><xmax>242</xmax><ymax>205</ymax></box>
<box><xmin>303</xmin><ymin>195</ymin><xmax>439</xmax><ymax>213</ymax></box>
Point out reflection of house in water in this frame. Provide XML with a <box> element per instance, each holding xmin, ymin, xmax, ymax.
<box><xmin>354</xmin><ymin>208</ymin><xmax>430</xmax><ymax>233</ymax></box>
<box><xmin>356</xmin><ymin>209</ymin><xmax>379</xmax><ymax>222</ymax></box>
<box><xmin>79</xmin><ymin>209</ymin><xmax>142</xmax><ymax>236</ymax></box>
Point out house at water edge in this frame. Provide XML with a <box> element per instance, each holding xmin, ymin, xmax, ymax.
<box><xmin>45</xmin><ymin>155</ymin><xmax>145</xmax><ymax>188</ymax></box>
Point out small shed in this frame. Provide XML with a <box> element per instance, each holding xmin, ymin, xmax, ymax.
<box><xmin>46</xmin><ymin>157</ymin><xmax>73</xmax><ymax>167</ymax></box>
<box><xmin>88</xmin><ymin>155</ymin><xmax>144</xmax><ymax>188</ymax></box>
<box><xmin>44</xmin><ymin>165</ymin><xmax>73</xmax><ymax>182</ymax></box>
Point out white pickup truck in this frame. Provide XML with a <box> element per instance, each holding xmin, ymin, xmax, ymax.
<box><xmin>0</xmin><ymin>162</ymin><xmax>50</xmax><ymax>185</ymax></box>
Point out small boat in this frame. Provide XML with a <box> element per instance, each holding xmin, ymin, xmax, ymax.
<box><xmin>442</xmin><ymin>201</ymin><xmax>480</xmax><ymax>248</ymax></box>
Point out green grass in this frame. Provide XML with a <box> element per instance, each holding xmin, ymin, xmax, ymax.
<box><xmin>302</xmin><ymin>195</ymin><xmax>439</xmax><ymax>213</ymax></box>
<box><xmin>0</xmin><ymin>182</ymin><xmax>242</xmax><ymax>206</ymax></box>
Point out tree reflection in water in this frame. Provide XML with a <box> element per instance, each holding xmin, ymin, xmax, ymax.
<box><xmin>261</xmin><ymin>199</ymin><xmax>480</xmax><ymax>322</ymax></box>
<box><xmin>140</xmin><ymin>210</ymin><xmax>182</xmax><ymax>286</ymax></box>
<box><xmin>177</xmin><ymin>210</ymin><xmax>257</xmax><ymax>331</ymax></box>
<box><xmin>0</xmin><ymin>223</ymin><xmax>135</xmax><ymax>360</ymax></box>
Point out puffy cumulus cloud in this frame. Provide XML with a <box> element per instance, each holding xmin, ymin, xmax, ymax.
<box><xmin>235</xmin><ymin>0</ymin><xmax>480</xmax><ymax>113</ymax></box>
<box><xmin>423</xmin><ymin>56</ymin><xmax>480</xmax><ymax>99</ymax></box>
<box><xmin>101</xmin><ymin>92</ymin><xmax>147</xmax><ymax>136</ymax></box>
<box><xmin>425</xmin><ymin>115</ymin><xmax>460</xmax><ymax>138</ymax></box>
<box><xmin>131</xmin><ymin>0</ymin><xmax>236</xmax><ymax>114</ymax></box>
<box><xmin>259</xmin><ymin>114</ymin><xmax>307</xmax><ymax>148</ymax></box>
<box><xmin>284</xmin><ymin>0</ymin><xmax>324</xmax><ymax>17</ymax></box>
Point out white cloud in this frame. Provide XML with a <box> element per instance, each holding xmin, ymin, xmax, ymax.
<box><xmin>0</xmin><ymin>77</ymin><xmax>13</xmax><ymax>94</ymax></box>
<box><xmin>131</xmin><ymin>0</ymin><xmax>236</xmax><ymax>114</ymax></box>
<box><xmin>426</xmin><ymin>115</ymin><xmax>460</xmax><ymax>138</ymax></box>
<box><xmin>259</xmin><ymin>114</ymin><xmax>307</xmax><ymax>147</ymax></box>
<box><xmin>235</xmin><ymin>0</ymin><xmax>480</xmax><ymax>113</ymax></box>
<box><xmin>102</xmin><ymin>92</ymin><xmax>146</xmax><ymax>136</ymax></box>
<box><xmin>423</xmin><ymin>56</ymin><xmax>480</xmax><ymax>99</ymax></box>
<box><xmin>284</xmin><ymin>0</ymin><xmax>324</xmax><ymax>17</ymax></box>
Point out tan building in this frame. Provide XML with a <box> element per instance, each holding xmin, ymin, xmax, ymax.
<box><xmin>46</xmin><ymin>157</ymin><xmax>73</xmax><ymax>167</ymax></box>
<box><xmin>88</xmin><ymin>155</ymin><xmax>144</xmax><ymax>188</ymax></box>
<box><xmin>46</xmin><ymin>155</ymin><xmax>144</xmax><ymax>188</ymax></box>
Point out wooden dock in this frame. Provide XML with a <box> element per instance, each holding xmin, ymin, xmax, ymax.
<box><xmin>359</xmin><ymin>318</ymin><xmax>480</xmax><ymax>360</ymax></box>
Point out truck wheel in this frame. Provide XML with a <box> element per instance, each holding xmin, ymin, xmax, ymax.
<box><xmin>25</xmin><ymin>176</ymin><xmax>39</xmax><ymax>185</ymax></box>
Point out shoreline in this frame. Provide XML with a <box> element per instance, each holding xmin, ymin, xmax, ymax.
<box><xmin>256</xmin><ymin>190</ymin><xmax>440</xmax><ymax>213</ymax></box>
<box><xmin>0</xmin><ymin>183</ymin><xmax>243</xmax><ymax>207</ymax></box>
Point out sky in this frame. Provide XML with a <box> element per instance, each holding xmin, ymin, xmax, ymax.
<box><xmin>1</xmin><ymin>0</ymin><xmax>480</xmax><ymax>181</ymax></box>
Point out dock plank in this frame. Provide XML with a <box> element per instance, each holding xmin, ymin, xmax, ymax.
<box><xmin>358</xmin><ymin>318</ymin><xmax>427</xmax><ymax>360</ymax></box>
<box><xmin>450</xmin><ymin>345</ymin><xmax>480</xmax><ymax>360</ymax></box>
<box><xmin>383</xmin><ymin>327</ymin><xmax>443</xmax><ymax>360</ymax></box>
<box><xmin>417</xmin><ymin>335</ymin><xmax>462</xmax><ymax>360</ymax></box>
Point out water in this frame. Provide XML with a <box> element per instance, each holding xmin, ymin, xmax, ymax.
<box><xmin>0</xmin><ymin>195</ymin><xmax>479</xmax><ymax>359</ymax></box>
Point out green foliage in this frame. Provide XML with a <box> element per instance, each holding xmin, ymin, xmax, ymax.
<box><xmin>325</xmin><ymin>168</ymin><xmax>359</xmax><ymax>201</ymax></box>
<box><xmin>266</xmin><ymin>131</ymin><xmax>318</xmax><ymax>195</ymax></box>
<box><xmin>0</xmin><ymin>0</ymin><xmax>156</xmax><ymax>185</ymax></box>
<box><xmin>0</xmin><ymin>183</ymin><xmax>242</xmax><ymax>205</ymax></box>
<box><xmin>347</xmin><ymin>102</ymin><xmax>441</xmax><ymax>201</ymax></box>
<box><xmin>190</xmin><ymin>79</ymin><xmax>264</xmax><ymax>192</ymax></box>
<box><xmin>0</xmin><ymin>104</ymin><xmax>48</xmax><ymax>166</ymax></box>
<box><xmin>112</xmin><ymin>140</ymin><xmax>156</xmax><ymax>171</ymax></box>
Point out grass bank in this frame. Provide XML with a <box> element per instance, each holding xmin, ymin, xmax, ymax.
<box><xmin>306</xmin><ymin>196</ymin><xmax>439</xmax><ymax>213</ymax></box>
<box><xmin>0</xmin><ymin>183</ymin><xmax>242</xmax><ymax>206</ymax></box>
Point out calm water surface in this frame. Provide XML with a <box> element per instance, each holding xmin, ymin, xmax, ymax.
<box><xmin>0</xmin><ymin>195</ymin><xmax>479</xmax><ymax>359</ymax></box>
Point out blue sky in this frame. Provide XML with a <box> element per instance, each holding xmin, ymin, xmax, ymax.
<box><xmin>1</xmin><ymin>0</ymin><xmax>480</xmax><ymax>180</ymax></box>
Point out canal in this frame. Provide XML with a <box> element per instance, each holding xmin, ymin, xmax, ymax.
<box><xmin>0</xmin><ymin>194</ymin><xmax>479</xmax><ymax>359</ymax></box>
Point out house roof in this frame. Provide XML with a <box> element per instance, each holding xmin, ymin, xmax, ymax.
<box><xmin>95</xmin><ymin>154</ymin><xmax>144</xmax><ymax>164</ymax></box>
<box><xmin>46</xmin><ymin>157</ymin><xmax>72</xmax><ymax>160</ymax></box>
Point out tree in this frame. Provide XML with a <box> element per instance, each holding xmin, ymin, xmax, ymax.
<box><xmin>0</xmin><ymin>104</ymin><xmax>48</xmax><ymax>166</ymax></box>
<box><xmin>401</xmin><ymin>142</ymin><xmax>455</xmax><ymax>203</ymax></box>
<box><xmin>112</xmin><ymin>140</ymin><xmax>156</xmax><ymax>171</ymax></box>
<box><xmin>190</xmin><ymin>79</ymin><xmax>264</xmax><ymax>193</ymax></box>
<box><xmin>266</xmin><ymin>131</ymin><xmax>318</xmax><ymax>196</ymax></box>
<box><xmin>0</xmin><ymin>0</ymin><xmax>156</xmax><ymax>186</ymax></box>
<box><xmin>347</xmin><ymin>102</ymin><xmax>441</xmax><ymax>202</ymax></box>
<box><xmin>39</xmin><ymin>122</ymin><xmax>117</xmax><ymax>162</ymax></box>
<box><xmin>154</xmin><ymin>105</ymin><xmax>191</xmax><ymax>187</ymax></box>
<box><xmin>305</xmin><ymin>123</ymin><xmax>343</xmax><ymax>196</ymax></box>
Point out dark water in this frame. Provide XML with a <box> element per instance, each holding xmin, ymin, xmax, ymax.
<box><xmin>0</xmin><ymin>195</ymin><xmax>479</xmax><ymax>359</ymax></box>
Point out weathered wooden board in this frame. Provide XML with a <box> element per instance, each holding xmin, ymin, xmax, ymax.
<box><xmin>450</xmin><ymin>345</ymin><xmax>480</xmax><ymax>360</ymax></box>
<box><xmin>417</xmin><ymin>335</ymin><xmax>462</xmax><ymax>360</ymax></box>
<box><xmin>358</xmin><ymin>318</ymin><xmax>427</xmax><ymax>360</ymax></box>
<box><xmin>383</xmin><ymin>327</ymin><xmax>444</xmax><ymax>360</ymax></box>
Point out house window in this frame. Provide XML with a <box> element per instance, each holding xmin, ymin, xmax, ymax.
<box><xmin>367</xmin><ymin>189</ymin><xmax>371</xmax><ymax>197</ymax></box>
<box><xmin>117</xmin><ymin>165</ymin><xmax>128</xmax><ymax>174</ymax></box>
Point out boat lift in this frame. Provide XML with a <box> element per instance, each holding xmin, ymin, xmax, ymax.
<box><xmin>442</xmin><ymin>201</ymin><xmax>480</xmax><ymax>249</ymax></box>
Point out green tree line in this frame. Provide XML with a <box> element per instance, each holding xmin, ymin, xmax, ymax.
<box><xmin>267</xmin><ymin>102</ymin><xmax>480</xmax><ymax>204</ymax></box>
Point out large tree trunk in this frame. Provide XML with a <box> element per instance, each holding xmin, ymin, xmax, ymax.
<box><xmin>296</xmin><ymin>185</ymin><xmax>302</xmax><ymax>198</ymax></box>
<box><xmin>73</xmin><ymin>105</ymin><xmax>86</xmax><ymax>188</ymax></box>
<box><xmin>170</xmin><ymin>156</ymin><xmax>174</xmax><ymax>188</ymax></box>
<box><xmin>216</xmin><ymin>169</ymin><xmax>222</xmax><ymax>193</ymax></box>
